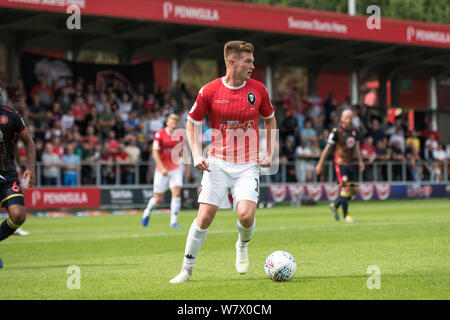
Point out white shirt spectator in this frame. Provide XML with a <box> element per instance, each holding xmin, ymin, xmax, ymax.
<box><xmin>61</xmin><ymin>113</ymin><xmax>75</xmax><ymax>130</ymax></box>
<box><xmin>390</xmin><ymin>133</ymin><xmax>405</xmax><ymax>152</ymax></box>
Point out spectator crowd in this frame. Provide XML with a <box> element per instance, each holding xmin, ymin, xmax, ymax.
<box><xmin>0</xmin><ymin>74</ymin><xmax>449</xmax><ymax>187</ymax></box>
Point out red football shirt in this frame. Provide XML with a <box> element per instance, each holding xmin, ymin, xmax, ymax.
<box><xmin>153</xmin><ymin>127</ymin><xmax>184</xmax><ymax>172</ymax></box>
<box><xmin>188</xmin><ymin>77</ymin><xmax>274</xmax><ymax>164</ymax></box>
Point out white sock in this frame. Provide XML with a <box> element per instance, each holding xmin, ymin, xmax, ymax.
<box><xmin>144</xmin><ymin>197</ymin><xmax>157</xmax><ymax>217</ymax></box>
<box><xmin>182</xmin><ymin>219</ymin><xmax>208</xmax><ymax>271</ymax></box>
<box><xmin>236</xmin><ymin>219</ymin><xmax>255</xmax><ymax>246</ymax></box>
<box><xmin>170</xmin><ymin>197</ymin><xmax>182</xmax><ymax>225</ymax></box>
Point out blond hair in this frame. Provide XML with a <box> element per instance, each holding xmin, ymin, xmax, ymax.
<box><xmin>224</xmin><ymin>40</ymin><xmax>254</xmax><ymax>61</ymax></box>
<box><xmin>167</xmin><ymin>113</ymin><xmax>180</xmax><ymax>123</ymax></box>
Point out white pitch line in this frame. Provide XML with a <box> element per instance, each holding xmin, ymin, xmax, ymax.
<box><xmin>2</xmin><ymin>226</ymin><xmax>290</xmax><ymax>246</ymax></box>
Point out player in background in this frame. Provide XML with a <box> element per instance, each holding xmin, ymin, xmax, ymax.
<box><xmin>170</xmin><ymin>40</ymin><xmax>276</xmax><ymax>283</ymax></box>
<box><xmin>0</xmin><ymin>103</ymin><xmax>36</xmax><ymax>268</ymax></box>
<box><xmin>142</xmin><ymin>114</ymin><xmax>190</xmax><ymax>228</ymax></box>
<box><xmin>315</xmin><ymin>109</ymin><xmax>364</xmax><ymax>223</ymax></box>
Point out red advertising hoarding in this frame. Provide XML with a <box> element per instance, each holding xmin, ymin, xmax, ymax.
<box><xmin>24</xmin><ymin>187</ymin><xmax>101</xmax><ymax>209</ymax></box>
<box><xmin>0</xmin><ymin>0</ymin><xmax>449</xmax><ymax>49</ymax></box>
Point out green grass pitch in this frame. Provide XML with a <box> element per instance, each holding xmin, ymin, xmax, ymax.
<box><xmin>0</xmin><ymin>199</ymin><xmax>448</xmax><ymax>300</ymax></box>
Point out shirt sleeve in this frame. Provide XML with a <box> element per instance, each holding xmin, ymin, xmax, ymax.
<box><xmin>259</xmin><ymin>85</ymin><xmax>275</xmax><ymax>119</ymax></box>
<box><xmin>187</xmin><ymin>86</ymin><xmax>210</xmax><ymax>125</ymax></box>
<box><xmin>152</xmin><ymin>131</ymin><xmax>161</xmax><ymax>150</ymax></box>
<box><xmin>327</xmin><ymin>128</ymin><xmax>338</xmax><ymax>145</ymax></box>
<box><xmin>13</xmin><ymin>111</ymin><xmax>26</xmax><ymax>134</ymax></box>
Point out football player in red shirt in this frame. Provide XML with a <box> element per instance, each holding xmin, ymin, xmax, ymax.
<box><xmin>142</xmin><ymin>114</ymin><xmax>189</xmax><ymax>228</ymax></box>
<box><xmin>170</xmin><ymin>41</ymin><xmax>277</xmax><ymax>283</ymax></box>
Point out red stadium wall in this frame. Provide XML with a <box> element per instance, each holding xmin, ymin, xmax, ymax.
<box><xmin>317</xmin><ymin>71</ymin><xmax>350</xmax><ymax>104</ymax></box>
<box><xmin>399</xmin><ymin>76</ymin><xmax>429</xmax><ymax>108</ymax></box>
<box><xmin>152</xmin><ymin>58</ymin><xmax>170</xmax><ymax>91</ymax></box>
<box><xmin>438</xmin><ymin>84</ymin><xmax>450</xmax><ymax>110</ymax></box>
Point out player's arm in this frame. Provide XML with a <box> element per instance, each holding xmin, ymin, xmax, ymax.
<box><xmin>186</xmin><ymin>120</ymin><xmax>210</xmax><ymax>172</ymax></box>
<box><xmin>258</xmin><ymin>116</ymin><xmax>277</xmax><ymax>167</ymax></box>
<box><xmin>18</xmin><ymin>128</ymin><xmax>36</xmax><ymax>188</ymax></box>
<box><xmin>152</xmin><ymin>148</ymin><xmax>167</xmax><ymax>176</ymax></box>
<box><xmin>354</xmin><ymin>141</ymin><xmax>365</xmax><ymax>172</ymax></box>
<box><xmin>316</xmin><ymin>128</ymin><xmax>337</xmax><ymax>175</ymax></box>
<box><xmin>315</xmin><ymin>143</ymin><xmax>333</xmax><ymax>176</ymax></box>
<box><xmin>14</xmin><ymin>144</ymin><xmax>23</xmax><ymax>178</ymax></box>
<box><xmin>186</xmin><ymin>86</ymin><xmax>210</xmax><ymax>172</ymax></box>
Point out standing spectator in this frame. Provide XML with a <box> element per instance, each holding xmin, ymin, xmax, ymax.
<box><xmin>124</xmin><ymin>110</ymin><xmax>140</xmax><ymax>135</ymax></box>
<box><xmin>280</xmin><ymin>109</ymin><xmax>299</xmax><ymax>143</ymax></box>
<box><xmin>391</xmin><ymin>140</ymin><xmax>406</xmax><ymax>181</ymax></box>
<box><xmin>390</xmin><ymin>128</ymin><xmax>406</xmax><ymax>153</ymax></box>
<box><xmin>280</xmin><ymin>135</ymin><xmax>297</xmax><ymax>182</ymax></box>
<box><xmin>60</xmin><ymin>109</ymin><xmax>75</xmax><ymax>131</ymax></box>
<box><xmin>367</xmin><ymin>118</ymin><xmax>384</xmax><ymax>146</ymax></box>
<box><xmin>41</xmin><ymin>142</ymin><xmax>62</xmax><ymax>186</ymax></box>
<box><xmin>57</xmin><ymin>87</ymin><xmax>72</xmax><ymax>112</ymax></box>
<box><xmin>123</xmin><ymin>135</ymin><xmax>141</xmax><ymax>184</ymax></box>
<box><xmin>300</xmin><ymin>119</ymin><xmax>317</xmax><ymax>148</ymax></box>
<box><xmin>361</xmin><ymin>136</ymin><xmax>376</xmax><ymax>181</ymax></box>
<box><xmin>118</xmin><ymin>92</ymin><xmax>133</xmax><ymax>121</ymax></box>
<box><xmin>98</xmin><ymin>102</ymin><xmax>116</xmax><ymax>140</ymax></box>
<box><xmin>61</xmin><ymin>144</ymin><xmax>80</xmax><ymax>186</ymax></box>
<box><xmin>375</xmin><ymin>138</ymin><xmax>391</xmax><ymax>181</ymax></box>
<box><xmin>295</xmin><ymin>138</ymin><xmax>319</xmax><ymax>182</ymax></box>
<box><xmin>72</xmin><ymin>96</ymin><xmax>90</xmax><ymax>134</ymax></box>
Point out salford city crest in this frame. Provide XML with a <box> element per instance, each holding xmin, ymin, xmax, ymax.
<box><xmin>247</xmin><ymin>92</ymin><xmax>256</xmax><ymax>106</ymax></box>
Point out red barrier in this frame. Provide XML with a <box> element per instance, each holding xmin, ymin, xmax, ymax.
<box><xmin>24</xmin><ymin>187</ymin><xmax>101</xmax><ymax>209</ymax></box>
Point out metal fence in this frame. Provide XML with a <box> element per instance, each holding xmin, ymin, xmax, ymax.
<box><xmin>32</xmin><ymin>159</ymin><xmax>449</xmax><ymax>187</ymax></box>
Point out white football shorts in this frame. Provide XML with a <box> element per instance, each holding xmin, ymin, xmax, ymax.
<box><xmin>198</xmin><ymin>157</ymin><xmax>261</xmax><ymax>211</ymax></box>
<box><xmin>153</xmin><ymin>167</ymin><xmax>183</xmax><ymax>194</ymax></box>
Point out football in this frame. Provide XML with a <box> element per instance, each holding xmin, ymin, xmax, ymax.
<box><xmin>264</xmin><ymin>251</ymin><xmax>297</xmax><ymax>282</ymax></box>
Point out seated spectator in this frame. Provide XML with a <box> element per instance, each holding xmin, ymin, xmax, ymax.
<box><xmin>30</xmin><ymin>75</ymin><xmax>54</xmax><ymax>108</ymax></box>
<box><xmin>61</xmin><ymin>144</ymin><xmax>80</xmax><ymax>186</ymax></box>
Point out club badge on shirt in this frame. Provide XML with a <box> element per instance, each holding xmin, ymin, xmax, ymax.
<box><xmin>247</xmin><ymin>92</ymin><xmax>256</xmax><ymax>106</ymax></box>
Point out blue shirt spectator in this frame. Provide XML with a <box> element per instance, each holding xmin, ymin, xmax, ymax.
<box><xmin>61</xmin><ymin>144</ymin><xmax>80</xmax><ymax>186</ymax></box>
